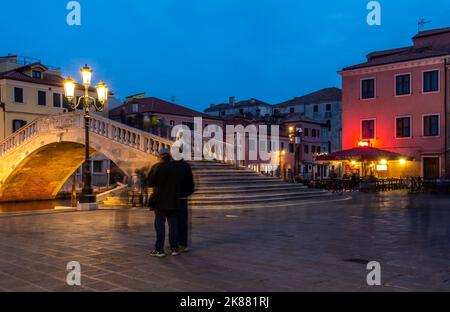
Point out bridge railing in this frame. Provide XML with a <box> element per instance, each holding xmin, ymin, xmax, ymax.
<box><xmin>0</xmin><ymin>118</ymin><xmax>40</xmax><ymax>156</ymax></box>
<box><xmin>89</xmin><ymin>113</ymin><xmax>173</xmax><ymax>155</ymax></box>
<box><xmin>0</xmin><ymin>112</ymin><xmax>174</xmax><ymax>157</ymax></box>
<box><xmin>1</xmin><ymin>111</ymin><xmax>243</xmax><ymax>166</ymax></box>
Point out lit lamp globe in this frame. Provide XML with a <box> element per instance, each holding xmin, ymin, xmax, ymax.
<box><xmin>63</xmin><ymin>77</ymin><xmax>76</xmax><ymax>102</ymax></box>
<box><xmin>81</xmin><ymin>64</ymin><xmax>93</xmax><ymax>87</ymax></box>
<box><xmin>96</xmin><ymin>80</ymin><xmax>108</xmax><ymax>105</ymax></box>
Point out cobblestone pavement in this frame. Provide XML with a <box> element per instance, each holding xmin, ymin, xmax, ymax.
<box><xmin>0</xmin><ymin>191</ymin><xmax>449</xmax><ymax>292</ymax></box>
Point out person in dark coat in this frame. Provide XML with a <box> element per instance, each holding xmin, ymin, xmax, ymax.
<box><xmin>147</xmin><ymin>148</ymin><xmax>181</xmax><ymax>257</ymax></box>
<box><xmin>176</xmin><ymin>159</ymin><xmax>195</xmax><ymax>252</ymax></box>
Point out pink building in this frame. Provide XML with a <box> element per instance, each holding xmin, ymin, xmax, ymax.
<box><xmin>340</xmin><ymin>27</ymin><xmax>450</xmax><ymax>179</ymax></box>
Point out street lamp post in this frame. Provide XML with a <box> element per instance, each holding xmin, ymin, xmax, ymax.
<box><xmin>289</xmin><ymin>126</ymin><xmax>303</xmax><ymax>176</ymax></box>
<box><xmin>279</xmin><ymin>149</ymin><xmax>286</xmax><ymax>179</ymax></box>
<box><xmin>64</xmin><ymin>65</ymin><xmax>109</xmax><ymax>210</ymax></box>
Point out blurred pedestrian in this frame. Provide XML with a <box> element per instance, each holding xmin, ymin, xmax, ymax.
<box><xmin>176</xmin><ymin>158</ymin><xmax>195</xmax><ymax>252</ymax></box>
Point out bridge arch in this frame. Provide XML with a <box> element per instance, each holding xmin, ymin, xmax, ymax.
<box><xmin>0</xmin><ymin>112</ymin><xmax>172</xmax><ymax>202</ymax></box>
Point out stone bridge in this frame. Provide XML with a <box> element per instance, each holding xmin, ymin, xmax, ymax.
<box><xmin>0</xmin><ymin>112</ymin><xmax>172</xmax><ymax>202</ymax></box>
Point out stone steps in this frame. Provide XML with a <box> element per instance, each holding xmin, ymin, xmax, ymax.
<box><xmin>186</xmin><ymin>161</ymin><xmax>339</xmax><ymax>209</ymax></box>
<box><xmin>101</xmin><ymin>197</ymin><xmax>129</xmax><ymax>206</ymax></box>
<box><xmin>102</xmin><ymin>161</ymin><xmax>343</xmax><ymax>209</ymax></box>
<box><xmin>190</xmin><ymin>189</ymin><xmax>328</xmax><ymax>202</ymax></box>
<box><xmin>193</xmin><ymin>184</ymin><xmax>308</xmax><ymax>195</ymax></box>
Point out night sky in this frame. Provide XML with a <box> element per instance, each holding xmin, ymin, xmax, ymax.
<box><xmin>2</xmin><ymin>0</ymin><xmax>449</xmax><ymax>110</ymax></box>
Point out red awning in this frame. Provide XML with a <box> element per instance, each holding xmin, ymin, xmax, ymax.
<box><xmin>315</xmin><ymin>147</ymin><xmax>413</xmax><ymax>162</ymax></box>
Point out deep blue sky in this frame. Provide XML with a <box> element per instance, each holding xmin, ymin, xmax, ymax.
<box><xmin>2</xmin><ymin>0</ymin><xmax>450</xmax><ymax>111</ymax></box>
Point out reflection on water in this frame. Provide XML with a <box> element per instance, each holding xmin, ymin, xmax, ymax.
<box><xmin>0</xmin><ymin>199</ymin><xmax>72</xmax><ymax>213</ymax></box>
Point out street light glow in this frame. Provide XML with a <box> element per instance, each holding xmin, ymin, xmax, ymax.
<box><xmin>81</xmin><ymin>64</ymin><xmax>93</xmax><ymax>86</ymax></box>
<box><xmin>96</xmin><ymin>80</ymin><xmax>108</xmax><ymax>104</ymax></box>
<box><xmin>63</xmin><ymin>77</ymin><xmax>75</xmax><ymax>101</ymax></box>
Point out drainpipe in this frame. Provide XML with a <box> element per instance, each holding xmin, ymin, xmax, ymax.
<box><xmin>445</xmin><ymin>60</ymin><xmax>449</xmax><ymax>179</ymax></box>
<box><xmin>0</xmin><ymin>86</ymin><xmax>5</xmax><ymax>140</ymax></box>
<box><xmin>0</xmin><ymin>102</ymin><xmax>5</xmax><ymax>140</ymax></box>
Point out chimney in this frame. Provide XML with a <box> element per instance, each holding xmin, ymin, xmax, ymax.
<box><xmin>229</xmin><ymin>96</ymin><xmax>235</xmax><ymax>106</ymax></box>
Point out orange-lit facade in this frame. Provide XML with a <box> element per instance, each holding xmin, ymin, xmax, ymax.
<box><xmin>340</xmin><ymin>27</ymin><xmax>450</xmax><ymax>179</ymax></box>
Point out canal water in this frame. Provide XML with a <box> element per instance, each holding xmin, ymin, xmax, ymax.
<box><xmin>0</xmin><ymin>199</ymin><xmax>73</xmax><ymax>213</ymax></box>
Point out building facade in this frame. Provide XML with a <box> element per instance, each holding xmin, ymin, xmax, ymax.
<box><xmin>205</xmin><ymin>97</ymin><xmax>272</xmax><ymax>118</ymax></box>
<box><xmin>274</xmin><ymin>87</ymin><xmax>342</xmax><ymax>154</ymax></box>
<box><xmin>340</xmin><ymin>27</ymin><xmax>450</xmax><ymax>179</ymax></box>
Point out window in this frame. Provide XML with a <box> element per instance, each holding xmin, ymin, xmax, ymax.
<box><xmin>361</xmin><ymin>119</ymin><xmax>375</xmax><ymax>139</ymax></box>
<box><xmin>396</xmin><ymin>116</ymin><xmax>411</xmax><ymax>138</ymax></box>
<box><xmin>239</xmin><ymin>108</ymin><xmax>244</xmax><ymax>115</ymax></box>
<box><xmin>93</xmin><ymin>160</ymin><xmax>103</xmax><ymax>173</ymax></box>
<box><xmin>32</xmin><ymin>70</ymin><xmax>42</xmax><ymax>79</ymax></box>
<box><xmin>256</xmin><ymin>109</ymin><xmax>261</xmax><ymax>116</ymax></box>
<box><xmin>313</xmin><ymin>105</ymin><xmax>319</xmax><ymax>113</ymax></box>
<box><xmin>37</xmin><ymin>91</ymin><xmax>46</xmax><ymax>106</ymax></box>
<box><xmin>288</xmin><ymin>143</ymin><xmax>294</xmax><ymax>153</ymax></box>
<box><xmin>14</xmin><ymin>87</ymin><xmax>23</xmax><ymax>103</ymax></box>
<box><xmin>304</xmin><ymin>128</ymin><xmax>309</xmax><ymax>136</ymax></box>
<box><xmin>396</xmin><ymin>74</ymin><xmax>411</xmax><ymax>96</ymax></box>
<box><xmin>182</xmin><ymin>121</ymin><xmax>194</xmax><ymax>131</ymax></box>
<box><xmin>312</xmin><ymin>146</ymin><xmax>316</xmax><ymax>154</ymax></box>
<box><xmin>290</xmin><ymin>107</ymin><xmax>295</xmax><ymax>113</ymax></box>
<box><xmin>326</xmin><ymin>104</ymin><xmax>331</xmax><ymax>111</ymax></box>
<box><xmin>132</xmin><ymin>103</ymin><xmax>139</xmax><ymax>113</ymax></box>
<box><xmin>312</xmin><ymin>129</ymin><xmax>316</xmax><ymax>137</ymax></box>
<box><xmin>317</xmin><ymin>146</ymin><xmax>321</xmax><ymax>154</ymax></box>
<box><xmin>53</xmin><ymin>93</ymin><xmax>62</xmax><ymax>108</ymax></box>
<box><xmin>170</xmin><ymin>120</ymin><xmax>175</xmax><ymax>126</ymax></box>
<box><xmin>423</xmin><ymin>70</ymin><xmax>439</xmax><ymax>93</ymax></box>
<box><xmin>12</xmin><ymin>119</ymin><xmax>27</xmax><ymax>132</ymax></box>
<box><xmin>304</xmin><ymin>144</ymin><xmax>309</xmax><ymax>154</ymax></box>
<box><xmin>361</xmin><ymin>78</ymin><xmax>375</xmax><ymax>99</ymax></box>
<box><xmin>280</xmin><ymin>142</ymin><xmax>284</xmax><ymax>150</ymax></box>
<box><xmin>274</xmin><ymin>109</ymin><xmax>279</xmax><ymax>115</ymax></box>
<box><xmin>423</xmin><ymin>115</ymin><xmax>439</xmax><ymax>137</ymax></box>
<box><xmin>326</xmin><ymin>120</ymin><xmax>331</xmax><ymax>131</ymax></box>
<box><xmin>220</xmin><ymin>111</ymin><xmax>225</xmax><ymax>116</ymax></box>
<box><xmin>317</xmin><ymin>130</ymin><xmax>320</xmax><ymax>137</ymax></box>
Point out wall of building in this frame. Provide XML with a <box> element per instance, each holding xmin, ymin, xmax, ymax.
<box><xmin>342</xmin><ymin>57</ymin><xmax>448</xmax><ymax>177</ymax></box>
<box><xmin>273</xmin><ymin>101</ymin><xmax>342</xmax><ymax>153</ymax></box>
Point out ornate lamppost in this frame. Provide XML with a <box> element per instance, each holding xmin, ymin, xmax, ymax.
<box><xmin>63</xmin><ymin>65</ymin><xmax>109</xmax><ymax>210</ymax></box>
<box><xmin>289</xmin><ymin>126</ymin><xmax>303</xmax><ymax>176</ymax></box>
<box><xmin>278</xmin><ymin>149</ymin><xmax>286</xmax><ymax>179</ymax></box>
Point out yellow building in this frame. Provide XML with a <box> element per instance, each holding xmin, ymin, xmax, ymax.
<box><xmin>0</xmin><ymin>54</ymin><xmax>111</xmax><ymax>188</ymax></box>
<box><xmin>0</xmin><ymin>55</ymin><xmax>108</xmax><ymax>140</ymax></box>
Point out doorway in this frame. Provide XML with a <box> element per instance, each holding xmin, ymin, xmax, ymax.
<box><xmin>422</xmin><ymin>157</ymin><xmax>440</xmax><ymax>179</ymax></box>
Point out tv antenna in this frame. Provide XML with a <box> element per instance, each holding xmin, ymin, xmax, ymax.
<box><xmin>418</xmin><ymin>18</ymin><xmax>432</xmax><ymax>32</ymax></box>
<box><xmin>171</xmin><ymin>96</ymin><xmax>179</xmax><ymax>103</ymax></box>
